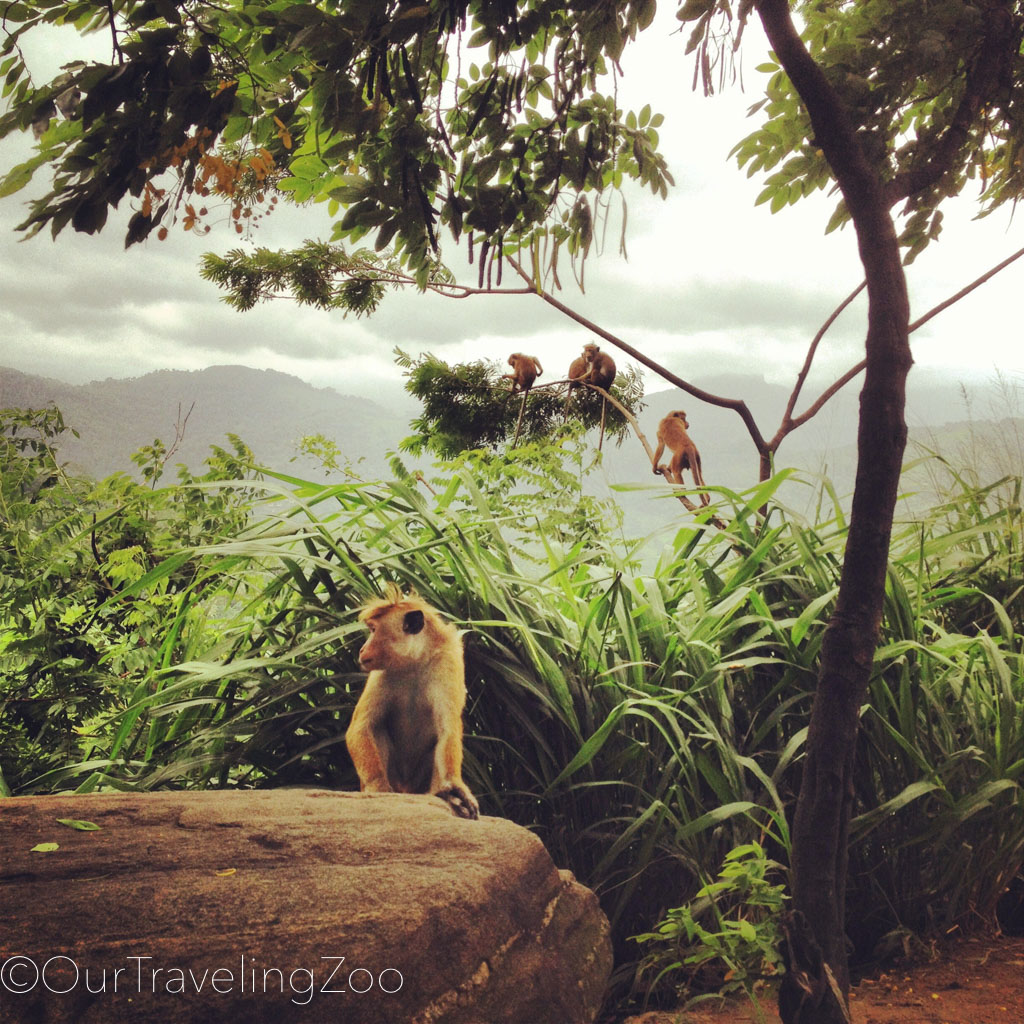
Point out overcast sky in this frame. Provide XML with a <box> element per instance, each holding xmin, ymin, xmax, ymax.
<box><xmin>2</xmin><ymin>10</ymin><xmax>1022</xmax><ymax>416</ymax></box>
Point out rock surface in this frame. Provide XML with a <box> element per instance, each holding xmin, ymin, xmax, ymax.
<box><xmin>0</xmin><ymin>789</ymin><xmax>612</xmax><ymax>1023</ymax></box>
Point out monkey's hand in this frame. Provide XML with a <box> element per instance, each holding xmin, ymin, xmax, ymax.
<box><xmin>436</xmin><ymin>782</ymin><xmax>479</xmax><ymax>820</ymax></box>
<box><xmin>653</xmin><ymin>464</ymin><xmax>666</xmax><ymax>477</ymax></box>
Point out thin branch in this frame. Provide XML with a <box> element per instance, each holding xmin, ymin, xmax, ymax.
<box><xmin>160</xmin><ymin>402</ymin><xmax>195</xmax><ymax>471</ymax></box>
<box><xmin>511</xmin><ymin>392</ymin><xmax>527</xmax><ymax>447</ymax></box>
<box><xmin>784</xmin><ymin>362</ymin><xmax>865</xmax><ymax>436</ymax></box>
<box><xmin>106</xmin><ymin>0</ymin><xmax>124</xmax><ymax>65</ymax></box>
<box><xmin>506</xmin><ymin>255</ymin><xmax>771</xmax><ymax>455</ymax></box>
<box><xmin>908</xmin><ymin>242</ymin><xmax>1024</xmax><ymax>333</ymax></box>
<box><xmin>779</xmin><ymin>242</ymin><xmax>1024</xmax><ymax>442</ymax></box>
<box><xmin>782</xmin><ymin>281</ymin><xmax>866</xmax><ymax>430</ymax></box>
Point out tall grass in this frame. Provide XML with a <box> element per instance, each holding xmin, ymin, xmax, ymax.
<box><xmin>17</xmin><ymin>448</ymin><xmax>1024</xmax><ymax>1005</ymax></box>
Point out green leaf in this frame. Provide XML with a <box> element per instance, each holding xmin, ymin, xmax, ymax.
<box><xmin>289</xmin><ymin>154</ymin><xmax>328</xmax><ymax>180</ymax></box>
<box><xmin>56</xmin><ymin>817</ymin><xmax>101</xmax><ymax>831</ymax></box>
<box><xmin>0</xmin><ymin>154</ymin><xmax>46</xmax><ymax>198</ymax></box>
<box><xmin>791</xmin><ymin>588</ymin><xmax>838</xmax><ymax>645</ymax></box>
<box><xmin>32</xmin><ymin>842</ymin><xmax>59</xmax><ymax>852</ymax></box>
<box><xmin>677</xmin><ymin>0</ymin><xmax>714</xmax><ymax>22</ymax></box>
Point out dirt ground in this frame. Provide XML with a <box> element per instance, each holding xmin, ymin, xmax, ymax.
<box><xmin>623</xmin><ymin>934</ymin><xmax>1024</xmax><ymax>1024</ymax></box>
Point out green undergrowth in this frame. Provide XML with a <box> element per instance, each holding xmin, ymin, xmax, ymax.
<box><xmin>2</xmin><ymin>406</ymin><xmax>1021</xmax><ymax>1010</ymax></box>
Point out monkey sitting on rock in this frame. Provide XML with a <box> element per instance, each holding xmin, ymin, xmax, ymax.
<box><xmin>346</xmin><ymin>585</ymin><xmax>479</xmax><ymax>820</ymax></box>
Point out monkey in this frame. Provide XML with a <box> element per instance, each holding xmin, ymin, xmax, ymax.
<box><xmin>346</xmin><ymin>584</ymin><xmax>479</xmax><ymax>820</ymax></box>
<box><xmin>564</xmin><ymin>352</ymin><xmax>589</xmax><ymax>401</ymax></box>
<box><xmin>562</xmin><ymin>352</ymin><xmax>590</xmax><ymax>422</ymax></box>
<box><xmin>582</xmin><ymin>342</ymin><xmax>616</xmax><ymax>391</ymax></box>
<box><xmin>652</xmin><ymin>410</ymin><xmax>710</xmax><ymax>506</ymax></box>
<box><xmin>568</xmin><ymin>342</ymin><xmax>618</xmax><ymax>448</ymax></box>
<box><xmin>567</xmin><ymin>353</ymin><xmax>588</xmax><ymax>386</ymax></box>
<box><xmin>501</xmin><ymin>353</ymin><xmax>543</xmax><ymax>393</ymax></box>
<box><xmin>565</xmin><ymin>342</ymin><xmax>615</xmax><ymax>408</ymax></box>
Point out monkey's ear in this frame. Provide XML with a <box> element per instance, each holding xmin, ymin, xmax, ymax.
<box><xmin>403</xmin><ymin>609</ymin><xmax>425</xmax><ymax>635</ymax></box>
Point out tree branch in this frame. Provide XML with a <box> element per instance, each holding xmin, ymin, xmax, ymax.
<box><xmin>779</xmin><ymin>242</ymin><xmax>1024</xmax><ymax>441</ymax></box>
<box><xmin>782</xmin><ymin>281</ymin><xmax>866</xmax><ymax>431</ymax></box>
<box><xmin>908</xmin><ymin>241</ymin><xmax>1024</xmax><ymax>333</ymax></box>
<box><xmin>506</xmin><ymin>255</ymin><xmax>772</xmax><ymax>458</ymax></box>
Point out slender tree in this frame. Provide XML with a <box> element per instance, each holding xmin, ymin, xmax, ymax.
<box><xmin>734</xmin><ymin>5</ymin><xmax>1021</xmax><ymax>1019</ymax></box>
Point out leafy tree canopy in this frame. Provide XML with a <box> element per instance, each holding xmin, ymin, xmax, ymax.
<box><xmin>396</xmin><ymin>348</ymin><xmax>645</xmax><ymax>457</ymax></box>
<box><xmin>1</xmin><ymin>1</ymin><xmax>1021</xmax><ymax>286</ymax></box>
<box><xmin>0</xmin><ymin>0</ymin><xmax>670</xmax><ymax>284</ymax></box>
<box><xmin>724</xmin><ymin>0</ymin><xmax>1024</xmax><ymax>260</ymax></box>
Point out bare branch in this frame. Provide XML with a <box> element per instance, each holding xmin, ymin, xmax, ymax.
<box><xmin>782</xmin><ymin>281</ymin><xmax>866</xmax><ymax>430</ymax></box>
<box><xmin>506</xmin><ymin>255</ymin><xmax>771</xmax><ymax>456</ymax></box>
<box><xmin>779</xmin><ymin>242</ymin><xmax>1024</xmax><ymax>443</ymax></box>
<box><xmin>908</xmin><ymin>242</ymin><xmax>1024</xmax><ymax>333</ymax></box>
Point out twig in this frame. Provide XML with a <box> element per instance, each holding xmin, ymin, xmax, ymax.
<box><xmin>511</xmin><ymin>392</ymin><xmax>527</xmax><ymax>448</ymax></box>
<box><xmin>779</xmin><ymin>243</ymin><xmax>1024</xmax><ymax>443</ymax></box>
<box><xmin>783</xmin><ymin>280</ymin><xmax>866</xmax><ymax>430</ymax></box>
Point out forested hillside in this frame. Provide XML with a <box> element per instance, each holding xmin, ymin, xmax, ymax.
<box><xmin>2</xmin><ymin>363</ymin><xmax>1009</xmax><ymax>500</ymax></box>
<box><xmin>0</xmin><ymin>364</ymin><xmax>405</xmax><ymax>480</ymax></box>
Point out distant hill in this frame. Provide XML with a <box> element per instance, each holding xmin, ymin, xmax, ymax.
<box><xmin>2</xmin><ymin>364</ymin><xmax>1017</xmax><ymax>528</ymax></box>
<box><xmin>0</xmin><ymin>365</ymin><xmax>413</xmax><ymax>481</ymax></box>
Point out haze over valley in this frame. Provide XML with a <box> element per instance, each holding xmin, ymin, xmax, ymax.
<box><xmin>4</xmin><ymin>362</ymin><xmax>1018</xmax><ymax>535</ymax></box>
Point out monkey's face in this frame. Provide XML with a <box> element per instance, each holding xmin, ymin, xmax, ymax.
<box><xmin>358</xmin><ymin>606</ymin><xmax>429</xmax><ymax>672</ymax></box>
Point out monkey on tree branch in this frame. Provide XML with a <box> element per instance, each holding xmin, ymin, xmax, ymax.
<box><xmin>395</xmin><ymin>349</ymin><xmax>645</xmax><ymax>460</ymax></box>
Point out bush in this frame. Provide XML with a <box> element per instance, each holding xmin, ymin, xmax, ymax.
<box><xmin>2</xmin><ymin>409</ymin><xmax>1021</xmax><ymax>1013</ymax></box>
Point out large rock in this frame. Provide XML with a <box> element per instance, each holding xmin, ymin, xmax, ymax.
<box><xmin>0</xmin><ymin>789</ymin><xmax>611</xmax><ymax>1023</ymax></box>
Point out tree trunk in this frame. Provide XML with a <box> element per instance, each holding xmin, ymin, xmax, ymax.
<box><xmin>754</xmin><ymin>5</ymin><xmax>913</xmax><ymax>1022</ymax></box>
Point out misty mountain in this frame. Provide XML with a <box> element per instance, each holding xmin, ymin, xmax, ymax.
<box><xmin>0</xmin><ymin>364</ymin><xmax>415</xmax><ymax>481</ymax></box>
<box><xmin>1</xmin><ymin>364</ymin><xmax>1016</xmax><ymax>531</ymax></box>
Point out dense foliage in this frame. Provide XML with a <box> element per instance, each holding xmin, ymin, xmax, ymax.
<box><xmin>3</xmin><ymin>406</ymin><xmax>1021</xmax><ymax>1011</ymax></box>
<box><xmin>0</xmin><ymin>407</ymin><xmax>259</xmax><ymax>793</ymax></box>
<box><xmin>397</xmin><ymin>348</ymin><xmax>646</xmax><ymax>457</ymax></box>
<box><xmin>732</xmin><ymin>0</ymin><xmax>1024</xmax><ymax>260</ymax></box>
<box><xmin>0</xmin><ymin>0</ymin><xmax>670</xmax><ymax>286</ymax></box>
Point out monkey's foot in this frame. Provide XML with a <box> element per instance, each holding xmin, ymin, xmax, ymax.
<box><xmin>436</xmin><ymin>783</ymin><xmax>479</xmax><ymax>820</ymax></box>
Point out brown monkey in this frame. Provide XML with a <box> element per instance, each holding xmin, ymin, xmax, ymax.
<box><xmin>563</xmin><ymin>352</ymin><xmax>589</xmax><ymax>420</ymax></box>
<box><xmin>346</xmin><ymin>585</ymin><xmax>479</xmax><ymax>819</ymax></box>
<box><xmin>502</xmin><ymin>353</ymin><xmax>543</xmax><ymax>393</ymax></box>
<box><xmin>652</xmin><ymin>410</ymin><xmax>709</xmax><ymax>506</ymax></box>
<box><xmin>565</xmin><ymin>352</ymin><xmax>588</xmax><ymax>396</ymax></box>
<box><xmin>582</xmin><ymin>342</ymin><xmax>616</xmax><ymax>391</ymax></box>
<box><xmin>567</xmin><ymin>353</ymin><xmax>588</xmax><ymax>385</ymax></box>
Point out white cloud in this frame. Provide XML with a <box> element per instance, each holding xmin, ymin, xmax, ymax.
<box><xmin>0</xmin><ymin>7</ymin><xmax>1022</xmax><ymax>404</ymax></box>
